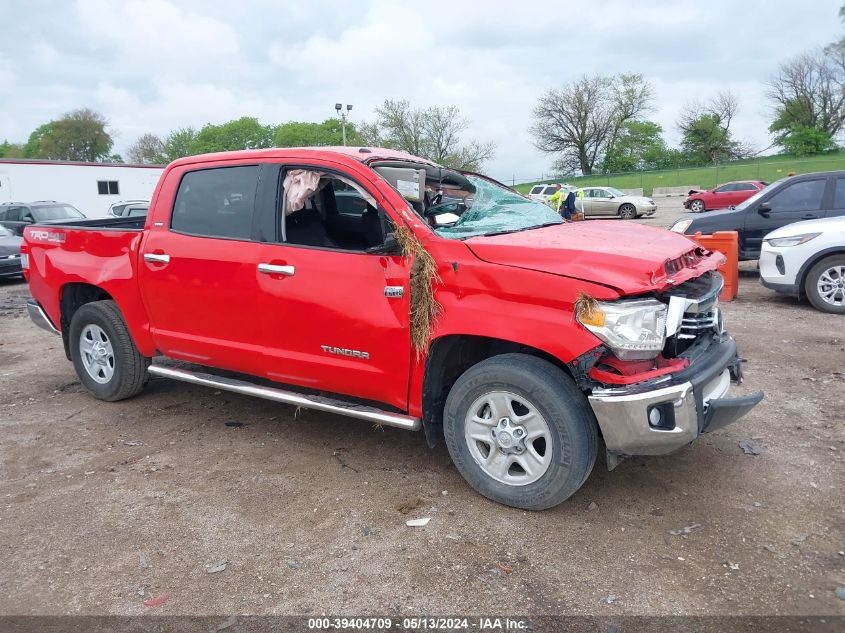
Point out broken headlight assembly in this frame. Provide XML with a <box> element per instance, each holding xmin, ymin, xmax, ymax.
<box><xmin>577</xmin><ymin>298</ymin><xmax>667</xmax><ymax>360</ymax></box>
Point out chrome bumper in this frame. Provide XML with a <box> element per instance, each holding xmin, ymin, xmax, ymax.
<box><xmin>588</xmin><ymin>337</ymin><xmax>763</xmax><ymax>456</ymax></box>
<box><xmin>26</xmin><ymin>299</ymin><xmax>61</xmax><ymax>335</ymax></box>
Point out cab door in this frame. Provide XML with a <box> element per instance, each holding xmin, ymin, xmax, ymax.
<box><xmin>253</xmin><ymin>164</ymin><xmax>412</xmax><ymax>409</ymax></box>
<box><xmin>578</xmin><ymin>189</ymin><xmax>595</xmax><ymax>217</ymax></box>
<box><xmin>592</xmin><ymin>189</ymin><xmax>616</xmax><ymax>216</ymax></box>
<box><xmin>743</xmin><ymin>177</ymin><xmax>828</xmax><ymax>257</ymax></box>
<box><xmin>138</xmin><ymin>163</ymin><xmax>270</xmax><ymax>376</ymax></box>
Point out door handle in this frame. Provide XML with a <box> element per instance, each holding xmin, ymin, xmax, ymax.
<box><xmin>258</xmin><ymin>263</ymin><xmax>295</xmax><ymax>276</ymax></box>
<box><xmin>801</xmin><ymin>214</ymin><xmax>818</xmax><ymax>220</ymax></box>
<box><xmin>143</xmin><ymin>253</ymin><xmax>170</xmax><ymax>264</ymax></box>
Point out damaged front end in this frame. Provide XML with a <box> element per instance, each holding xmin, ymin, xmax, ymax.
<box><xmin>575</xmin><ymin>270</ymin><xmax>764</xmax><ymax>468</ymax></box>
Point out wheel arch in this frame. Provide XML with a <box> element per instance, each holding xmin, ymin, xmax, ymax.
<box><xmin>796</xmin><ymin>247</ymin><xmax>845</xmax><ymax>298</ymax></box>
<box><xmin>420</xmin><ymin>334</ymin><xmax>577</xmax><ymax>448</ymax></box>
<box><xmin>618</xmin><ymin>202</ymin><xmax>637</xmax><ymax>217</ymax></box>
<box><xmin>59</xmin><ymin>283</ymin><xmax>116</xmax><ymax>360</ymax></box>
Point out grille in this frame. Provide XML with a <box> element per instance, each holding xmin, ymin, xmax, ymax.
<box><xmin>678</xmin><ymin>309</ymin><xmax>719</xmax><ymax>340</ymax></box>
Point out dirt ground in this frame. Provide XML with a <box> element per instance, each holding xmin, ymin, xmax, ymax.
<box><xmin>0</xmin><ymin>205</ymin><xmax>843</xmax><ymax>617</ymax></box>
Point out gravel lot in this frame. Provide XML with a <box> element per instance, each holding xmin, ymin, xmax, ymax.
<box><xmin>1</xmin><ymin>204</ymin><xmax>843</xmax><ymax>617</ymax></box>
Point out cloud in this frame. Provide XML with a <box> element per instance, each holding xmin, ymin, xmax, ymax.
<box><xmin>0</xmin><ymin>0</ymin><xmax>842</xmax><ymax>179</ymax></box>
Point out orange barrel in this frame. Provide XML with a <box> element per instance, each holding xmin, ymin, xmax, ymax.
<box><xmin>690</xmin><ymin>231</ymin><xmax>739</xmax><ymax>301</ymax></box>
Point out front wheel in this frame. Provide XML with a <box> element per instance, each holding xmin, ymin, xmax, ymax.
<box><xmin>805</xmin><ymin>255</ymin><xmax>845</xmax><ymax>314</ymax></box>
<box><xmin>618</xmin><ymin>203</ymin><xmax>637</xmax><ymax>220</ymax></box>
<box><xmin>69</xmin><ymin>300</ymin><xmax>150</xmax><ymax>401</ymax></box>
<box><xmin>689</xmin><ymin>199</ymin><xmax>705</xmax><ymax>213</ymax></box>
<box><xmin>443</xmin><ymin>354</ymin><xmax>598</xmax><ymax>510</ymax></box>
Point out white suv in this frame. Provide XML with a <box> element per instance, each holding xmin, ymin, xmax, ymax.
<box><xmin>760</xmin><ymin>216</ymin><xmax>845</xmax><ymax>313</ymax></box>
<box><xmin>527</xmin><ymin>183</ymin><xmax>572</xmax><ymax>204</ymax></box>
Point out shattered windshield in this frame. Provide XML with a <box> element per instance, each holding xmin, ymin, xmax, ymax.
<box><xmin>434</xmin><ymin>176</ymin><xmax>563</xmax><ymax>239</ymax></box>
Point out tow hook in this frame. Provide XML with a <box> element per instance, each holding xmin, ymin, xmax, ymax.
<box><xmin>729</xmin><ymin>357</ymin><xmax>747</xmax><ymax>384</ymax></box>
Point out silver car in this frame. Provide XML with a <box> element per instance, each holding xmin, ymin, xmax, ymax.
<box><xmin>576</xmin><ymin>187</ymin><xmax>656</xmax><ymax>219</ymax></box>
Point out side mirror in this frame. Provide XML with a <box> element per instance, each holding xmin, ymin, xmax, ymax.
<box><xmin>758</xmin><ymin>202</ymin><xmax>771</xmax><ymax>217</ymax></box>
<box><xmin>367</xmin><ymin>232</ymin><xmax>402</xmax><ymax>255</ymax></box>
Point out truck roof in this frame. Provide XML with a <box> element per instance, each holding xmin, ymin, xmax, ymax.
<box><xmin>168</xmin><ymin>147</ymin><xmax>439</xmax><ymax>169</ymax></box>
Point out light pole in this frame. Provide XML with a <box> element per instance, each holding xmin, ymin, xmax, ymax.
<box><xmin>335</xmin><ymin>103</ymin><xmax>353</xmax><ymax>146</ymax></box>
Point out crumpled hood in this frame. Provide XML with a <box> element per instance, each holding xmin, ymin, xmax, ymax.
<box><xmin>465</xmin><ymin>221</ymin><xmax>721</xmax><ymax>294</ymax></box>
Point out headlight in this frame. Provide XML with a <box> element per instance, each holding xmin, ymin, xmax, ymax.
<box><xmin>577</xmin><ymin>298</ymin><xmax>667</xmax><ymax>360</ymax></box>
<box><xmin>764</xmin><ymin>233</ymin><xmax>820</xmax><ymax>248</ymax></box>
<box><xmin>670</xmin><ymin>219</ymin><xmax>692</xmax><ymax>233</ymax></box>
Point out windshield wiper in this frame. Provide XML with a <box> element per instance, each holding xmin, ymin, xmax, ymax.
<box><xmin>479</xmin><ymin>221</ymin><xmax>563</xmax><ymax>238</ymax></box>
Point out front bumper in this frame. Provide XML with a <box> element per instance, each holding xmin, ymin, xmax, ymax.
<box><xmin>0</xmin><ymin>255</ymin><xmax>22</xmax><ymax>277</ymax></box>
<box><xmin>588</xmin><ymin>336</ymin><xmax>763</xmax><ymax>456</ymax></box>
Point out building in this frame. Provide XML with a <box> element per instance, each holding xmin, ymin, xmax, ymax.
<box><xmin>0</xmin><ymin>159</ymin><xmax>165</xmax><ymax>218</ymax></box>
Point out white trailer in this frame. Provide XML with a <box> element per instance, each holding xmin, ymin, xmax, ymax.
<box><xmin>0</xmin><ymin>159</ymin><xmax>164</xmax><ymax>218</ymax></box>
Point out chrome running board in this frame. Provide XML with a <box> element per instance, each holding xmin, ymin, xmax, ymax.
<box><xmin>148</xmin><ymin>363</ymin><xmax>421</xmax><ymax>431</ymax></box>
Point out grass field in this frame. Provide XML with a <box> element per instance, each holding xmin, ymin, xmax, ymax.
<box><xmin>513</xmin><ymin>152</ymin><xmax>845</xmax><ymax>195</ymax></box>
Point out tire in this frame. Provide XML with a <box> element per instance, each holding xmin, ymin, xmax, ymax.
<box><xmin>443</xmin><ymin>354</ymin><xmax>598</xmax><ymax>510</ymax></box>
<box><xmin>618</xmin><ymin>203</ymin><xmax>637</xmax><ymax>220</ymax></box>
<box><xmin>69</xmin><ymin>300</ymin><xmax>150</xmax><ymax>401</ymax></box>
<box><xmin>689</xmin><ymin>199</ymin><xmax>705</xmax><ymax>213</ymax></box>
<box><xmin>804</xmin><ymin>255</ymin><xmax>845</xmax><ymax>314</ymax></box>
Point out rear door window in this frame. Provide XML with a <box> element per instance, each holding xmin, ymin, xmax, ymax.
<box><xmin>766</xmin><ymin>179</ymin><xmax>826</xmax><ymax>213</ymax></box>
<box><xmin>171</xmin><ymin>166</ymin><xmax>259</xmax><ymax>240</ymax></box>
<box><xmin>543</xmin><ymin>186</ymin><xmax>557</xmax><ymax>195</ymax></box>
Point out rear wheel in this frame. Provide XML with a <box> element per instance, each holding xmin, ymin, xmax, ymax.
<box><xmin>805</xmin><ymin>255</ymin><xmax>845</xmax><ymax>314</ymax></box>
<box><xmin>443</xmin><ymin>354</ymin><xmax>598</xmax><ymax>510</ymax></box>
<box><xmin>69</xmin><ymin>300</ymin><xmax>150</xmax><ymax>401</ymax></box>
<box><xmin>689</xmin><ymin>199</ymin><xmax>705</xmax><ymax>213</ymax></box>
<box><xmin>618</xmin><ymin>203</ymin><xmax>637</xmax><ymax>220</ymax></box>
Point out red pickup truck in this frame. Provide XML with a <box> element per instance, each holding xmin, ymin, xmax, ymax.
<box><xmin>21</xmin><ymin>147</ymin><xmax>763</xmax><ymax>510</ymax></box>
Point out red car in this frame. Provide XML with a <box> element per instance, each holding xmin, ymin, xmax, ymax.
<box><xmin>684</xmin><ymin>180</ymin><xmax>766</xmax><ymax>213</ymax></box>
<box><xmin>21</xmin><ymin>147</ymin><xmax>762</xmax><ymax>510</ymax></box>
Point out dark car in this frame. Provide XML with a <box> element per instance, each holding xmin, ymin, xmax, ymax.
<box><xmin>107</xmin><ymin>200</ymin><xmax>149</xmax><ymax>217</ymax></box>
<box><xmin>670</xmin><ymin>171</ymin><xmax>845</xmax><ymax>260</ymax></box>
<box><xmin>0</xmin><ymin>225</ymin><xmax>23</xmax><ymax>278</ymax></box>
<box><xmin>0</xmin><ymin>201</ymin><xmax>86</xmax><ymax>236</ymax></box>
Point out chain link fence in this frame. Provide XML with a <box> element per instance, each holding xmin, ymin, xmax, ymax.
<box><xmin>506</xmin><ymin>154</ymin><xmax>845</xmax><ymax>196</ymax></box>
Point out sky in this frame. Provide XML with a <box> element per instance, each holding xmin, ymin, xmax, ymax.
<box><xmin>0</xmin><ymin>0</ymin><xmax>842</xmax><ymax>182</ymax></box>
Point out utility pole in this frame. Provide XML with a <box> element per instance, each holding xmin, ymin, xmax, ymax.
<box><xmin>335</xmin><ymin>103</ymin><xmax>353</xmax><ymax>146</ymax></box>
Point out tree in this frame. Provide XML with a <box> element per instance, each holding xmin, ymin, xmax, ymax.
<box><xmin>778</xmin><ymin>125</ymin><xmax>837</xmax><ymax>156</ymax></box>
<box><xmin>601</xmin><ymin>120</ymin><xmax>670</xmax><ymax>172</ymax></box>
<box><xmin>274</xmin><ymin>119</ymin><xmax>361</xmax><ymax>147</ymax></box>
<box><xmin>677</xmin><ymin>91</ymin><xmax>750</xmax><ymax>163</ymax></box>
<box><xmin>24</xmin><ymin>108</ymin><xmax>114</xmax><ymax>161</ymax></box>
<box><xmin>767</xmin><ymin>50</ymin><xmax>845</xmax><ymax>146</ymax></box>
<box><xmin>365</xmin><ymin>100</ymin><xmax>495</xmax><ymax>171</ymax></box>
<box><xmin>530</xmin><ymin>73</ymin><xmax>654</xmax><ymax>175</ymax></box>
<box><xmin>127</xmin><ymin>133</ymin><xmax>166</xmax><ymax>164</ymax></box>
<box><xmin>0</xmin><ymin>141</ymin><xmax>25</xmax><ymax>158</ymax></box>
<box><xmin>190</xmin><ymin>117</ymin><xmax>274</xmax><ymax>154</ymax></box>
<box><xmin>161</xmin><ymin>127</ymin><xmax>198</xmax><ymax>162</ymax></box>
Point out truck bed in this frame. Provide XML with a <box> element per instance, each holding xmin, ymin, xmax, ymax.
<box><xmin>35</xmin><ymin>216</ymin><xmax>147</xmax><ymax>231</ymax></box>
